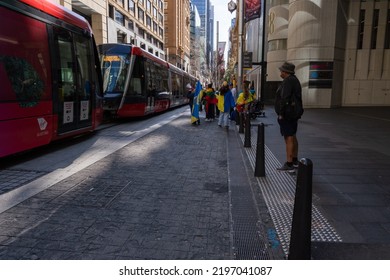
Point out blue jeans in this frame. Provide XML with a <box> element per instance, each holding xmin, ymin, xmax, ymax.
<box><xmin>218</xmin><ymin>112</ymin><xmax>230</xmax><ymax>127</ymax></box>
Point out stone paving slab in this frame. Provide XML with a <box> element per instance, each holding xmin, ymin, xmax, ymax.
<box><xmin>0</xmin><ymin>112</ymin><xmax>279</xmax><ymax>260</ymax></box>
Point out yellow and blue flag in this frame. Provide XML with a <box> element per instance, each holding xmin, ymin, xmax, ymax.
<box><xmin>191</xmin><ymin>81</ymin><xmax>202</xmax><ymax>124</ymax></box>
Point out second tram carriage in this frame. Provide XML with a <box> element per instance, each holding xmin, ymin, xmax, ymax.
<box><xmin>99</xmin><ymin>44</ymin><xmax>196</xmax><ymax>118</ymax></box>
<box><xmin>0</xmin><ymin>0</ymin><xmax>103</xmax><ymax>158</ymax></box>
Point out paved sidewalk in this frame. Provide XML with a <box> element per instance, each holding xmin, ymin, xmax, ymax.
<box><xmin>1</xmin><ymin>105</ymin><xmax>389</xmax><ymax>260</ymax></box>
<box><xmin>261</xmin><ymin>106</ymin><xmax>390</xmax><ymax>259</ymax></box>
<box><xmin>0</xmin><ymin>110</ymin><xmax>283</xmax><ymax>260</ymax></box>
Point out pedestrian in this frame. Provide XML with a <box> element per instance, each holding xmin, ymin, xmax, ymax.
<box><xmin>186</xmin><ymin>83</ymin><xmax>194</xmax><ymax>113</ymax></box>
<box><xmin>204</xmin><ymin>83</ymin><xmax>217</xmax><ymax>121</ymax></box>
<box><xmin>191</xmin><ymin>81</ymin><xmax>202</xmax><ymax>125</ymax></box>
<box><xmin>236</xmin><ymin>80</ymin><xmax>254</xmax><ymax>125</ymax></box>
<box><xmin>229</xmin><ymin>82</ymin><xmax>237</xmax><ymax>101</ymax></box>
<box><xmin>217</xmin><ymin>81</ymin><xmax>235</xmax><ymax>129</ymax></box>
<box><xmin>274</xmin><ymin>61</ymin><xmax>303</xmax><ymax>171</ymax></box>
<box><xmin>249</xmin><ymin>81</ymin><xmax>256</xmax><ymax>99</ymax></box>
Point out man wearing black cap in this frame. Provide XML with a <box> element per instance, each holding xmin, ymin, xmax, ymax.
<box><xmin>275</xmin><ymin>62</ymin><xmax>303</xmax><ymax>171</ymax></box>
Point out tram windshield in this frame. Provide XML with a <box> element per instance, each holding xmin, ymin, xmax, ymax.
<box><xmin>101</xmin><ymin>54</ymin><xmax>130</xmax><ymax>94</ymax></box>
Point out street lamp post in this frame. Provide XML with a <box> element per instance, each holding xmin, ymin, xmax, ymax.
<box><xmin>237</xmin><ymin>0</ymin><xmax>244</xmax><ymax>93</ymax></box>
<box><xmin>228</xmin><ymin>0</ymin><xmax>244</xmax><ymax>92</ymax></box>
<box><xmin>216</xmin><ymin>21</ymin><xmax>219</xmax><ymax>86</ymax></box>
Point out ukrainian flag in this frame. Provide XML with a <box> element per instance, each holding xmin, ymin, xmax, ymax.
<box><xmin>191</xmin><ymin>81</ymin><xmax>202</xmax><ymax>124</ymax></box>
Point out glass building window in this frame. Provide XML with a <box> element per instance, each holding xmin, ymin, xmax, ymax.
<box><xmin>147</xmin><ymin>0</ymin><xmax>151</xmax><ymax>12</ymax></box>
<box><xmin>138</xmin><ymin>9</ymin><xmax>144</xmax><ymax>23</ymax></box>
<box><xmin>109</xmin><ymin>5</ymin><xmax>114</xmax><ymax>19</ymax></box>
<box><xmin>138</xmin><ymin>27</ymin><xmax>145</xmax><ymax>38</ymax></box>
<box><xmin>269</xmin><ymin>0</ymin><xmax>289</xmax><ymax>7</ymax></box>
<box><xmin>153</xmin><ymin>7</ymin><xmax>157</xmax><ymax>18</ymax></box>
<box><xmin>146</xmin><ymin>15</ymin><xmax>151</xmax><ymax>27</ymax></box>
<box><xmin>268</xmin><ymin>39</ymin><xmax>287</xmax><ymax>51</ymax></box>
<box><xmin>128</xmin><ymin>19</ymin><xmax>134</xmax><ymax>30</ymax></box>
<box><xmin>128</xmin><ymin>0</ymin><xmax>135</xmax><ymax>14</ymax></box>
<box><xmin>357</xmin><ymin>9</ymin><xmax>365</xmax><ymax>49</ymax></box>
<box><xmin>371</xmin><ymin>9</ymin><xmax>379</xmax><ymax>49</ymax></box>
<box><xmin>385</xmin><ymin>10</ymin><xmax>390</xmax><ymax>49</ymax></box>
<box><xmin>115</xmin><ymin>10</ymin><xmax>125</xmax><ymax>26</ymax></box>
<box><xmin>117</xmin><ymin>32</ymin><xmax>126</xmax><ymax>43</ymax></box>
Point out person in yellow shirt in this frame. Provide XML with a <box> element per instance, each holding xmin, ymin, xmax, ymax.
<box><xmin>236</xmin><ymin>80</ymin><xmax>253</xmax><ymax>113</ymax></box>
<box><xmin>235</xmin><ymin>80</ymin><xmax>253</xmax><ymax>126</ymax></box>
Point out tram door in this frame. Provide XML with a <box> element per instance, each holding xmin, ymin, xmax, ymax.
<box><xmin>52</xmin><ymin>27</ymin><xmax>93</xmax><ymax>134</ymax></box>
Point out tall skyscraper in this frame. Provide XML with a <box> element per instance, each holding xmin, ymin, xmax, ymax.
<box><xmin>191</xmin><ymin>0</ymin><xmax>213</xmax><ymax>77</ymax></box>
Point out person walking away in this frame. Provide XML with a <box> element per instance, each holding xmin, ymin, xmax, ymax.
<box><xmin>229</xmin><ymin>82</ymin><xmax>237</xmax><ymax>102</ymax></box>
<box><xmin>186</xmin><ymin>83</ymin><xmax>194</xmax><ymax>113</ymax></box>
<box><xmin>191</xmin><ymin>81</ymin><xmax>202</xmax><ymax>125</ymax></box>
<box><xmin>204</xmin><ymin>83</ymin><xmax>217</xmax><ymax>121</ymax></box>
<box><xmin>249</xmin><ymin>81</ymin><xmax>256</xmax><ymax>100</ymax></box>
<box><xmin>199</xmin><ymin>85</ymin><xmax>205</xmax><ymax>112</ymax></box>
<box><xmin>236</xmin><ymin>80</ymin><xmax>254</xmax><ymax>126</ymax></box>
<box><xmin>217</xmin><ymin>81</ymin><xmax>235</xmax><ymax>130</ymax></box>
<box><xmin>274</xmin><ymin>62</ymin><xmax>303</xmax><ymax>171</ymax></box>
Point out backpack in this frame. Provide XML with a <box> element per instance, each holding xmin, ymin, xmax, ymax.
<box><xmin>285</xmin><ymin>92</ymin><xmax>304</xmax><ymax>120</ymax></box>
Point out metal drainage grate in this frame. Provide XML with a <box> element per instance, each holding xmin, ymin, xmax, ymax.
<box><xmin>230</xmin><ymin>187</ymin><xmax>271</xmax><ymax>260</ymax></box>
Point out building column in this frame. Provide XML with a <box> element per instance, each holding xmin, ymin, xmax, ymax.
<box><xmin>91</xmin><ymin>13</ymin><xmax>107</xmax><ymax>45</ymax></box>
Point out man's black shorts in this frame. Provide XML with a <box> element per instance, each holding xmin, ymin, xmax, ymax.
<box><xmin>278</xmin><ymin>118</ymin><xmax>298</xmax><ymax>136</ymax></box>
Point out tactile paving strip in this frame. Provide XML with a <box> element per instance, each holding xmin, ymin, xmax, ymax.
<box><xmin>239</xmin><ymin>132</ymin><xmax>342</xmax><ymax>256</ymax></box>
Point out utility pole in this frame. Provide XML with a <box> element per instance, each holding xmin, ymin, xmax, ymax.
<box><xmin>216</xmin><ymin>21</ymin><xmax>219</xmax><ymax>86</ymax></box>
<box><xmin>260</xmin><ymin>0</ymin><xmax>267</xmax><ymax>103</ymax></box>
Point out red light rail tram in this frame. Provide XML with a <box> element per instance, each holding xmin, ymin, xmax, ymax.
<box><xmin>98</xmin><ymin>43</ymin><xmax>197</xmax><ymax>118</ymax></box>
<box><xmin>0</xmin><ymin>0</ymin><xmax>103</xmax><ymax>158</ymax></box>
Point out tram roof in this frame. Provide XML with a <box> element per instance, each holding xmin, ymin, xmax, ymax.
<box><xmin>20</xmin><ymin>0</ymin><xmax>92</xmax><ymax>32</ymax></box>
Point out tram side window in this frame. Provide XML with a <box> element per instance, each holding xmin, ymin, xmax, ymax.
<box><xmin>145</xmin><ymin>61</ymin><xmax>167</xmax><ymax>96</ymax></box>
<box><xmin>155</xmin><ymin>64</ymin><xmax>169</xmax><ymax>93</ymax></box>
<box><xmin>74</xmin><ymin>34</ymin><xmax>93</xmax><ymax>100</ymax></box>
<box><xmin>54</xmin><ymin>29</ymin><xmax>76</xmax><ymax>102</ymax></box>
<box><xmin>171</xmin><ymin>72</ymin><xmax>180</xmax><ymax>97</ymax></box>
<box><xmin>145</xmin><ymin>61</ymin><xmax>154</xmax><ymax>95</ymax></box>
<box><xmin>129</xmin><ymin>57</ymin><xmax>144</xmax><ymax>96</ymax></box>
<box><xmin>0</xmin><ymin>7</ymin><xmax>50</xmax><ymax>107</ymax></box>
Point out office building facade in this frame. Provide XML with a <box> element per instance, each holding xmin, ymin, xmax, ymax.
<box><xmin>266</xmin><ymin>0</ymin><xmax>390</xmax><ymax>107</ymax></box>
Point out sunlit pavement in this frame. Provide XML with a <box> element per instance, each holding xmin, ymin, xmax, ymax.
<box><xmin>1</xmin><ymin>106</ymin><xmax>390</xmax><ymax>259</ymax></box>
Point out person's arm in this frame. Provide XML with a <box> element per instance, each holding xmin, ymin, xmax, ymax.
<box><xmin>279</xmin><ymin>78</ymin><xmax>293</xmax><ymax>117</ymax></box>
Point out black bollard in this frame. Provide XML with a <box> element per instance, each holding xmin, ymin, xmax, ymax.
<box><xmin>244</xmin><ymin>113</ymin><xmax>251</xmax><ymax>147</ymax></box>
<box><xmin>288</xmin><ymin>158</ymin><xmax>313</xmax><ymax>260</ymax></box>
<box><xmin>254</xmin><ymin>123</ymin><xmax>265</xmax><ymax>177</ymax></box>
<box><xmin>239</xmin><ymin>112</ymin><xmax>244</xmax><ymax>134</ymax></box>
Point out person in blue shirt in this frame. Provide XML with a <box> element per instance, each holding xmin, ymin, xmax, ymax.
<box><xmin>217</xmin><ymin>81</ymin><xmax>236</xmax><ymax>130</ymax></box>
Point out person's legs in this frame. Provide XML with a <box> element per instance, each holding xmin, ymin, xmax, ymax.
<box><xmin>223</xmin><ymin>112</ymin><xmax>230</xmax><ymax>127</ymax></box>
<box><xmin>277</xmin><ymin>118</ymin><xmax>298</xmax><ymax>171</ymax></box>
<box><xmin>285</xmin><ymin>135</ymin><xmax>295</xmax><ymax>163</ymax></box>
<box><xmin>292</xmin><ymin>135</ymin><xmax>298</xmax><ymax>163</ymax></box>
<box><xmin>218</xmin><ymin>112</ymin><xmax>223</xmax><ymax>126</ymax></box>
